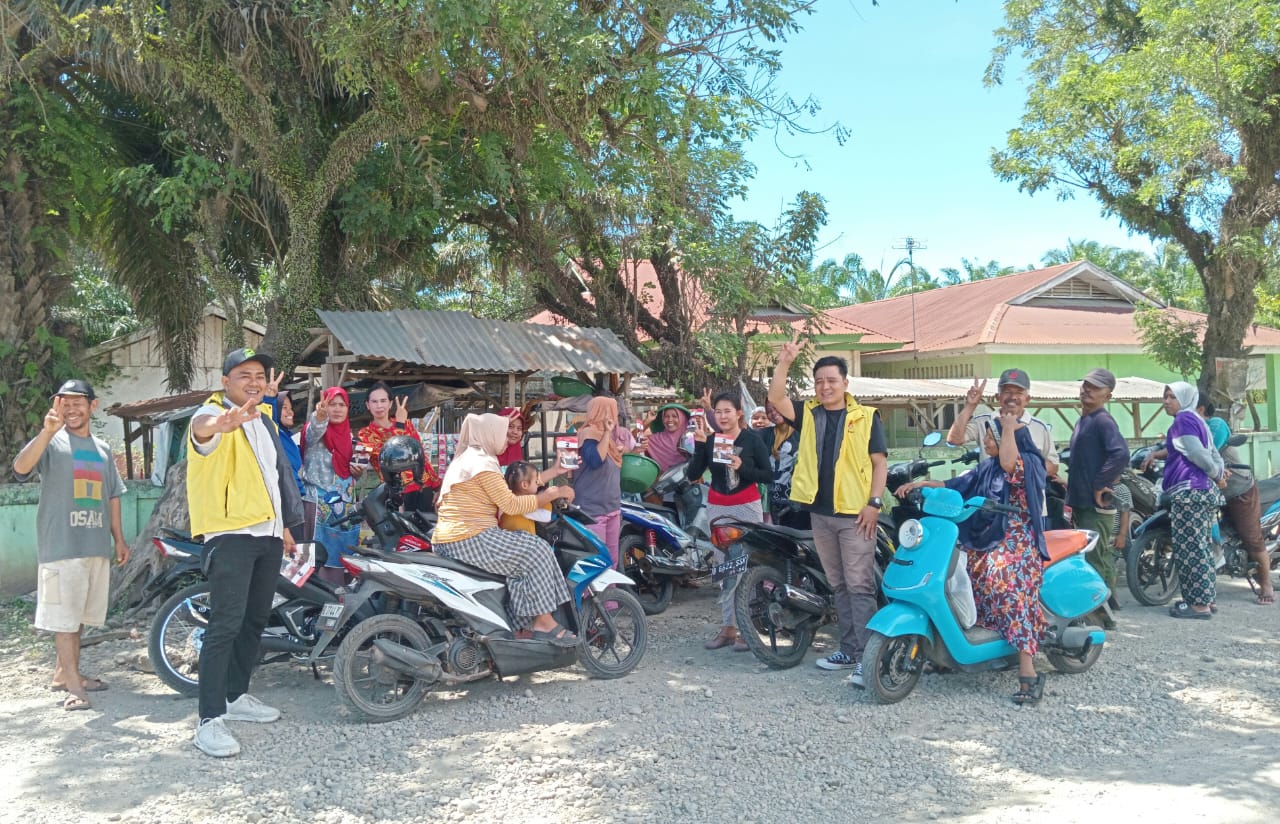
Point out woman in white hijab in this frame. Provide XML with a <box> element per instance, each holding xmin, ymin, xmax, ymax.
<box><xmin>432</xmin><ymin>414</ymin><xmax>579</xmax><ymax>644</ymax></box>
<box><xmin>1159</xmin><ymin>382</ymin><xmax>1226</xmax><ymax>620</ymax></box>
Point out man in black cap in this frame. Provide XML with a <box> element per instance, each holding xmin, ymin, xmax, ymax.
<box><xmin>1068</xmin><ymin>369</ymin><xmax>1129</xmax><ymax>617</ymax></box>
<box><xmin>12</xmin><ymin>379</ymin><xmax>129</xmax><ymax>711</ymax></box>
<box><xmin>186</xmin><ymin>347</ymin><xmax>304</xmax><ymax>757</ymax></box>
<box><xmin>948</xmin><ymin>369</ymin><xmax>1059</xmax><ymax>476</ymax></box>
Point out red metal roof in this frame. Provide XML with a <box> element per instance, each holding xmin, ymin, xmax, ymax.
<box><xmin>820</xmin><ymin>262</ymin><xmax>1280</xmax><ymax>352</ymax></box>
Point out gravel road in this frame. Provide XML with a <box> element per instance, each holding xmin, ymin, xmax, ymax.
<box><xmin>2</xmin><ymin>576</ymin><xmax>1277</xmax><ymax>824</ymax></box>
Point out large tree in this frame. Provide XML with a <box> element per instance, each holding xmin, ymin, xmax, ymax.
<box><xmin>989</xmin><ymin>0</ymin><xmax>1280</xmax><ymax>403</ymax></box>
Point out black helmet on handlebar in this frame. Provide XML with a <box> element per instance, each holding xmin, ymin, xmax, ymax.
<box><xmin>379</xmin><ymin>435</ymin><xmax>424</xmax><ymax>485</ymax></box>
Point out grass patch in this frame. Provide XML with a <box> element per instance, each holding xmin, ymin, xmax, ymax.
<box><xmin>0</xmin><ymin>597</ymin><xmax>42</xmax><ymax>656</ymax></box>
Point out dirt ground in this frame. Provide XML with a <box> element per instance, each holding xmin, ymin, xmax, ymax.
<box><xmin>1</xmin><ymin>574</ymin><xmax>1277</xmax><ymax>823</ymax></box>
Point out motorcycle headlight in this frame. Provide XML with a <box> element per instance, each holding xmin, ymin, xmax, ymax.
<box><xmin>898</xmin><ymin>519</ymin><xmax>924</xmax><ymax>549</ymax></box>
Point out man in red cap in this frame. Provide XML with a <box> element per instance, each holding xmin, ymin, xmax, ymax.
<box><xmin>13</xmin><ymin>379</ymin><xmax>129</xmax><ymax>712</ymax></box>
<box><xmin>948</xmin><ymin>368</ymin><xmax>1060</xmax><ymax>476</ymax></box>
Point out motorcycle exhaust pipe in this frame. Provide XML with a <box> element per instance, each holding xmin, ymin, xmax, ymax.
<box><xmin>260</xmin><ymin>636</ymin><xmax>313</xmax><ymax>653</ymax></box>
<box><xmin>371</xmin><ymin>639</ymin><xmax>444</xmax><ymax>683</ymax></box>
<box><xmin>1059</xmin><ymin>626</ymin><xmax>1106</xmax><ymax>650</ymax></box>
<box><xmin>780</xmin><ymin>585</ymin><xmax>827</xmax><ymax>616</ymax></box>
<box><xmin>647</xmin><ymin>555</ymin><xmax>696</xmax><ymax>574</ymax></box>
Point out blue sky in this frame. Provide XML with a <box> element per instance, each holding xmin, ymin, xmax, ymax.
<box><xmin>736</xmin><ymin>0</ymin><xmax>1157</xmax><ymax>277</ymax></box>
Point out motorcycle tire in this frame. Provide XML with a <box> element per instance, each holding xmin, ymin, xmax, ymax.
<box><xmin>333</xmin><ymin>613</ymin><xmax>434</xmax><ymax>723</ymax></box>
<box><xmin>577</xmin><ymin>587</ymin><xmax>648</xmax><ymax>679</ymax></box>
<box><xmin>734</xmin><ymin>565</ymin><xmax>816</xmax><ymax>669</ymax></box>
<box><xmin>1045</xmin><ymin>618</ymin><xmax>1104</xmax><ymax>675</ymax></box>
<box><xmin>1126</xmin><ymin>526</ymin><xmax>1180</xmax><ymax>606</ymax></box>
<box><xmin>862</xmin><ymin>631</ymin><xmax>924</xmax><ymax>704</ymax></box>
<box><xmin>148</xmin><ymin>582</ymin><xmax>212</xmax><ymax>696</ymax></box>
<box><xmin>620</xmin><ymin>533</ymin><xmax>675</xmax><ymax>616</ymax></box>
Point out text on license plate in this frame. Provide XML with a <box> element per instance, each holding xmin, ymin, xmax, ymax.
<box><xmin>710</xmin><ymin>554</ymin><xmax>748</xmax><ymax>581</ymax></box>
<box><xmin>320</xmin><ymin>603</ymin><xmax>344</xmax><ymax>618</ymax></box>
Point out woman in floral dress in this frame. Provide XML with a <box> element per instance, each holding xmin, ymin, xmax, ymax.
<box><xmin>897</xmin><ymin>416</ymin><xmax>1049</xmax><ymax>703</ymax></box>
<box><xmin>967</xmin><ymin>409</ymin><xmax>1049</xmax><ymax>704</ymax></box>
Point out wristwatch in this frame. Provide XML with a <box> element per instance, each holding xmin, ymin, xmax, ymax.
<box><xmin>867</xmin><ymin>496</ymin><xmax>883</xmax><ymax>509</ymax></box>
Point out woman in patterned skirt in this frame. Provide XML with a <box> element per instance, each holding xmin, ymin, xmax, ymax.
<box><xmin>902</xmin><ymin>415</ymin><xmax>1051</xmax><ymax>703</ymax></box>
<box><xmin>1159</xmin><ymin>382</ymin><xmax>1226</xmax><ymax>619</ymax></box>
<box><xmin>432</xmin><ymin>414</ymin><xmax>579</xmax><ymax>644</ymax></box>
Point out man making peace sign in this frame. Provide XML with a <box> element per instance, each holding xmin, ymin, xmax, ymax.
<box><xmin>187</xmin><ymin>347</ymin><xmax>305</xmax><ymax>757</ymax></box>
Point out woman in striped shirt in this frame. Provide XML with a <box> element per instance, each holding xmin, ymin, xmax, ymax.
<box><xmin>432</xmin><ymin>414</ymin><xmax>579</xmax><ymax>645</ymax></box>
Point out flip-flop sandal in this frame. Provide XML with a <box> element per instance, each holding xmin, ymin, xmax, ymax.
<box><xmin>1255</xmin><ymin>592</ymin><xmax>1276</xmax><ymax>606</ymax></box>
<box><xmin>1169</xmin><ymin>601</ymin><xmax>1212</xmax><ymax>619</ymax></box>
<box><xmin>531</xmin><ymin>626</ymin><xmax>579</xmax><ymax>648</ymax></box>
<box><xmin>62</xmin><ymin>695</ymin><xmax>92</xmax><ymax>711</ymax></box>
<box><xmin>51</xmin><ymin>678</ymin><xmax>108</xmax><ymax>693</ymax></box>
<box><xmin>1012</xmin><ymin>673</ymin><xmax>1045</xmax><ymax>705</ymax></box>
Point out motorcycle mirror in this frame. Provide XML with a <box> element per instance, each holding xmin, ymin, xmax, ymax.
<box><xmin>921</xmin><ymin>431</ymin><xmax>944</xmax><ymax>448</ymax></box>
<box><xmin>1226</xmin><ymin>433</ymin><xmax>1247</xmax><ymax>447</ymax></box>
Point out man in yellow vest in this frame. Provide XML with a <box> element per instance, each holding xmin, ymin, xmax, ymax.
<box><xmin>187</xmin><ymin>348</ymin><xmax>305</xmax><ymax>757</ymax></box>
<box><xmin>768</xmin><ymin>335</ymin><xmax>888</xmax><ymax>686</ymax></box>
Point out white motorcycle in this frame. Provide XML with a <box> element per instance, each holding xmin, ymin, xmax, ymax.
<box><xmin>311</xmin><ymin>504</ymin><xmax>648</xmax><ymax>722</ymax></box>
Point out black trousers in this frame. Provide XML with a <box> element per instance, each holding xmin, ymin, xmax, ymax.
<box><xmin>198</xmin><ymin>534</ymin><xmax>283</xmax><ymax>721</ymax></box>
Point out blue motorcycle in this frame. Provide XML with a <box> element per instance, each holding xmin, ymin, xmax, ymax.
<box><xmin>862</xmin><ymin>486</ymin><xmax>1109</xmax><ymax>704</ymax></box>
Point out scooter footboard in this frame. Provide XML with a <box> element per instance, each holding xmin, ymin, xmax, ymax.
<box><xmin>866</xmin><ymin>603</ymin><xmax>933</xmax><ymax>639</ymax></box>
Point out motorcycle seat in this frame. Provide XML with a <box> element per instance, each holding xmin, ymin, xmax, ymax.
<box><xmin>390</xmin><ymin>551</ymin><xmax>508</xmax><ymax>584</ymax></box>
<box><xmin>742</xmin><ymin>521</ymin><xmax>813</xmax><ymax>542</ymax></box>
<box><xmin>1043</xmin><ymin>529</ymin><xmax>1088</xmax><ymax>569</ymax></box>
<box><xmin>1256</xmin><ymin>476</ymin><xmax>1280</xmax><ymax>509</ymax></box>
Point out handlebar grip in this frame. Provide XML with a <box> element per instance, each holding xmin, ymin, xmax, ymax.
<box><xmin>987</xmin><ymin>502</ymin><xmax>1021</xmax><ymax>514</ymax></box>
<box><xmin>927</xmin><ymin>460</ymin><xmax>946</xmax><ymax>468</ymax></box>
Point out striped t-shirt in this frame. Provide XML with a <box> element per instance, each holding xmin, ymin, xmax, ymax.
<box><xmin>432</xmin><ymin>471</ymin><xmax>539</xmax><ymax>544</ymax></box>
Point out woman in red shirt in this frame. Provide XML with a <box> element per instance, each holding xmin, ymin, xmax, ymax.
<box><xmin>357</xmin><ymin>382</ymin><xmax>440</xmax><ymax>511</ymax></box>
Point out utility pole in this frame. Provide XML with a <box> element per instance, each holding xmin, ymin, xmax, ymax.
<box><xmin>893</xmin><ymin>237</ymin><xmax>927</xmax><ymax>361</ymax></box>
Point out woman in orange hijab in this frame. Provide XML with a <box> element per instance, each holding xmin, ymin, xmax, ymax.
<box><xmin>571</xmin><ymin>397</ymin><xmax>635</xmax><ymax>569</ymax></box>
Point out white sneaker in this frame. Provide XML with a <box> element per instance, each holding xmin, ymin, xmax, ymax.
<box><xmin>223</xmin><ymin>694</ymin><xmax>281</xmax><ymax>723</ymax></box>
<box><xmin>194</xmin><ymin>717</ymin><xmax>240</xmax><ymax>757</ymax></box>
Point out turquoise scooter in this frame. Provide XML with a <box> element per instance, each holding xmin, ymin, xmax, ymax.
<box><xmin>862</xmin><ymin>485</ymin><xmax>1110</xmax><ymax>704</ymax></box>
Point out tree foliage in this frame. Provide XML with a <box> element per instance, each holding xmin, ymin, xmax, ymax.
<box><xmin>989</xmin><ymin>0</ymin><xmax>1280</xmax><ymax>404</ymax></box>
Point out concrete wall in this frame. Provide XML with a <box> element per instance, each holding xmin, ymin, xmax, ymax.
<box><xmin>0</xmin><ymin>483</ymin><xmax>164</xmax><ymax>597</ymax></box>
<box><xmin>85</xmin><ymin>313</ymin><xmax>264</xmax><ymax>418</ymax></box>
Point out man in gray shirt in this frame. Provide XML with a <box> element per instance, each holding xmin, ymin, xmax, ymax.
<box><xmin>13</xmin><ymin>379</ymin><xmax>129</xmax><ymax>712</ymax></box>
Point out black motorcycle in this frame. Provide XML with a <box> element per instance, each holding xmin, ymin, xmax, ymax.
<box><xmin>725</xmin><ymin>517</ymin><xmax>894</xmax><ymax>669</ymax></box>
<box><xmin>147</xmin><ymin>543</ymin><xmax>365</xmax><ymax>695</ymax></box>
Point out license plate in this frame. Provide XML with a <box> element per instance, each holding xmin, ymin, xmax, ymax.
<box><xmin>317</xmin><ymin>602</ymin><xmax>345</xmax><ymax>631</ymax></box>
<box><xmin>710</xmin><ymin>554</ymin><xmax>748</xmax><ymax>581</ymax></box>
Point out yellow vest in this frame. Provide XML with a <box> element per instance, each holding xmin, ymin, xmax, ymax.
<box><xmin>186</xmin><ymin>392</ymin><xmax>278</xmax><ymax>538</ymax></box>
<box><xmin>790</xmin><ymin>394</ymin><xmax>876</xmax><ymax>515</ymax></box>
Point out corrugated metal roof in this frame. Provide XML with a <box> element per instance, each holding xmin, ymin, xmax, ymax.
<box><xmin>837</xmin><ymin>376</ymin><xmax>1171</xmax><ymax>403</ymax></box>
<box><xmin>107</xmin><ymin>389</ymin><xmax>212</xmax><ymax>422</ymax></box>
<box><xmin>317</xmin><ymin>310</ymin><xmax>650</xmax><ymax>375</ymax></box>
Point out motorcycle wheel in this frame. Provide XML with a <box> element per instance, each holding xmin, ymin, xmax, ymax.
<box><xmin>148</xmin><ymin>582</ymin><xmax>211</xmax><ymax>696</ymax></box>
<box><xmin>1046</xmin><ymin>619</ymin><xmax>1104</xmax><ymax>674</ymax></box>
<box><xmin>620</xmin><ymin>533</ymin><xmax>675</xmax><ymax>616</ymax></box>
<box><xmin>862</xmin><ymin>631</ymin><xmax>923</xmax><ymax>705</ymax></box>
<box><xmin>333</xmin><ymin>614</ymin><xmax>433</xmax><ymax>722</ymax></box>
<box><xmin>1126</xmin><ymin>526</ymin><xmax>1180</xmax><ymax>606</ymax></box>
<box><xmin>734</xmin><ymin>565</ymin><xmax>815</xmax><ymax>669</ymax></box>
<box><xmin>577</xmin><ymin>587</ymin><xmax>648</xmax><ymax>679</ymax></box>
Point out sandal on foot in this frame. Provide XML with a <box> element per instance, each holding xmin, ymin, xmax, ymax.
<box><xmin>1255</xmin><ymin>591</ymin><xmax>1276</xmax><ymax>606</ymax></box>
<box><xmin>62</xmin><ymin>695</ymin><xmax>92</xmax><ymax>711</ymax></box>
<box><xmin>531</xmin><ymin>626</ymin><xmax>579</xmax><ymax>647</ymax></box>
<box><xmin>704</xmin><ymin>629</ymin><xmax>738</xmax><ymax>650</ymax></box>
<box><xmin>1169</xmin><ymin>601</ymin><xmax>1212</xmax><ymax>620</ymax></box>
<box><xmin>51</xmin><ymin>678</ymin><xmax>108</xmax><ymax>693</ymax></box>
<box><xmin>1012</xmin><ymin>673</ymin><xmax>1044</xmax><ymax>705</ymax></box>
